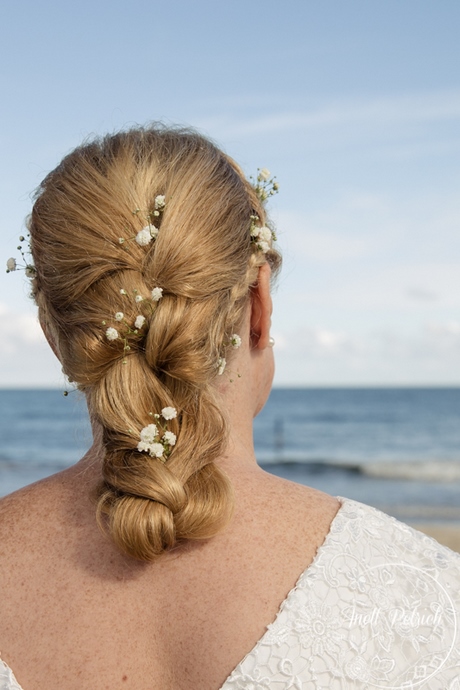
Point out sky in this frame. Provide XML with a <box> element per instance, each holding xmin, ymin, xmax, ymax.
<box><xmin>0</xmin><ymin>0</ymin><xmax>459</xmax><ymax>387</ymax></box>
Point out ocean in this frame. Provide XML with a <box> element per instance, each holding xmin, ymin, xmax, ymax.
<box><xmin>1</xmin><ymin>388</ymin><xmax>459</xmax><ymax>521</ymax></box>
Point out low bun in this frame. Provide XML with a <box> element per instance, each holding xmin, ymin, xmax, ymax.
<box><xmin>29</xmin><ymin>125</ymin><xmax>280</xmax><ymax>560</ymax></box>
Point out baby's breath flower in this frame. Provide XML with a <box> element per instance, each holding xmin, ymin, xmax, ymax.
<box><xmin>151</xmin><ymin>287</ymin><xmax>163</xmax><ymax>301</ymax></box>
<box><xmin>154</xmin><ymin>195</ymin><xmax>166</xmax><ymax>210</ymax></box>
<box><xmin>217</xmin><ymin>357</ymin><xmax>226</xmax><ymax>376</ymax></box>
<box><xmin>138</xmin><ymin>409</ymin><xmax>177</xmax><ymax>461</ymax></box>
<box><xmin>163</xmin><ymin>430</ymin><xmax>177</xmax><ymax>446</ymax></box>
<box><xmin>135</xmin><ymin>294</ymin><xmax>143</xmax><ymax>303</ymax></box>
<box><xmin>134</xmin><ymin>315</ymin><xmax>146</xmax><ymax>329</ymax></box>
<box><xmin>149</xmin><ymin>225</ymin><xmax>159</xmax><ymax>239</ymax></box>
<box><xmin>149</xmin><ymin>443</ymin><xmax>165</xmax><ymax>458</ymax></box>
<box><xmin>114</xmin><ymin>312</ymin><xmax>124</xmax><ymax>321</ymax></box>
<box><xmin>231</xmin><ymin>334</ymin><xmax>242</xmax><ymax>349</ymax></box>
<box><xmin>258</xmin><ymin>168</ymin><xmax>271</xmax><ymax>182</ymax></box>
<box><xmin>161</xmin><ymin>406</ymin><xmax>177</xmax><ymax>420</ymax></box>
<box><xmin>6</xmin><ymin>258</ymin><xmax>17</xmax><ymax>272</ymax></box>
<box><xmin>120</xmin><ymin>289</ymin><xmax>128</xmax><ymax>295</ymax></box>
<box><xmin>118</xmin><ymin>238</ymin><xmax>125</xmax><ymax>244</ymax></box>
<box><xmin>258</xmin><ymin>227</ymin><xmax>272</xmax><ymax>242</ymax></box>
<box><xmin>106</xmin><ymin>327</ymin><xmax>119</xmax><ymax>341</ymax></box>
<box><xmin>137</xmin><ymin>441</ymin><xmax>151</xmax><ymax>454</ymax></box>
<box><xmin>140</xmin><ymin>424</ymin><xmax>158</xmax><ymax>444</ymax></box>
<box><xmin>258</xmin><ymin>240</ymin><xmax>270</xmax><ymax>253</ymax></box>
<box><xmin>25</xmin><ymin>266</ymin><xmax>36</xmax><ymax>278</ymax></box>
<box><xmin>136</xmin><ymin>228</ymin><xmax>152</xmax><ymax>246</ymax></box>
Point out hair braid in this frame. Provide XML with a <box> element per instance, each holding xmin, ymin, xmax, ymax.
<box><xmin>29</xmin><ymin>125</ymin><xmax>281</xmax><ymax>560</ymax></box>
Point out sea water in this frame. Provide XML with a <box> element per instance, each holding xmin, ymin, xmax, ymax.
<box><xmin>1</xmin><ymin>388</ymin><xmax>459</xmax><ymax>520</ymax></box>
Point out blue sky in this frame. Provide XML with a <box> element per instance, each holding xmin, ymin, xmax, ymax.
<box><xmin>1</xmin><ymin>0</ymin><xmax>459</xmax><ymax>386</ymax></box>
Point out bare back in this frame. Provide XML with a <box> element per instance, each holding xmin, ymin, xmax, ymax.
<box><xmin>0</xmin><ymin>465</ymin><xmax>339</xmax><ymax>690</ymax></box>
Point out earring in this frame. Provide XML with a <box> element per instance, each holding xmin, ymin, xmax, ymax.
<box><xmin>268</xmin><ymin>336</ymin><xmax>275</xmax><ymax>347</ymax></box>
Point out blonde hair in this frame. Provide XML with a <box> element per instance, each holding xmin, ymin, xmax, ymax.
<box><xmin>29</xmin><ymin>125</ymin><xmax>281</xmax><ymax>561</ymax></box>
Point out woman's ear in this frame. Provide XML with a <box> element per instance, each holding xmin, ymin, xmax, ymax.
<box><xmin>250</xmin><ymin>262</ymin><xmax>273</xmax><ymax>349</ymax></box>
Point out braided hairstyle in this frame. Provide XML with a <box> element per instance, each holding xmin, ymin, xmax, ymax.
<box><xmin>28</xmin><ymin>125</ymin><xmax>281</xmax><ymax>561</ymax></box>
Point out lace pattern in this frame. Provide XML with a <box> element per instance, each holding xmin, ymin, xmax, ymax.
<box><xmin>0</xmin><ymin>661</ymin><xmax>22</xmax><ymax>690</ymax></box>
<box><xmin>220</xmin><ymin>498</ymin><xmax>460</xmax><ymax>689</ymax></box>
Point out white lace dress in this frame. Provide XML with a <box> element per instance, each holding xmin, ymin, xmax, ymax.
<box><xmin>1</xmin><ymin>498</ymin><xmax>460</xmax><ymax>689</ymax></box>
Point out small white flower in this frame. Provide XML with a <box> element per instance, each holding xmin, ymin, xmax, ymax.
<box><xmin>25</xmin><ymin>265</ymin><xmax>36</xmax><ymax>278</ymax></box>
<box><xmin>140</xmin><ymin>424</ymin><xmax>158</xmax><ymax>444</ymax></box>
<box><xmin>118</xmin><ymin>237</ymin><xmax>125</xmax><ymax>244</ymax></box>
<box><xmin>136</xmin><ymin>227</ymin><xmax>152</xmax><ymax>246</ymax></box>
<box><xmin>161</xmin><ymin>406</ymin><xmax>177</xmax><ymax>420</ymax></box>
<box><xmin>106</xmin><ymin>327</ymin><xmax>119</xmax><ymax>341</ymax></box>
<box><xmin>135</xmin><ymin>294</ymin><xmax>143</xmax><ymax>303</ymax></box>
<box><xmin>149</xmin><ymin>224</ymin><xmax>159</xmax><ymax>239</ymax></box>
<box><xmin>163</xmin><ymin>431</ymin><xmax>177</xmax><ymax>446</ymax></box>
<box><xmin>120</xmin><ymin>289</ymin><xmax>127</xmax><ymax>295</ymax></box>
<box><xmin>149</xmin><ymin>442</ymin><xmax>165</xmax><ymax>458</ymax></box>
<box><xmin>115</xmin><ymin>312</ymin><xmax>124</xmax><ymax>321</ymax></box>
<box><xmin>217</xmin><ymin>357</ymin><xmax>226</xmax><ymax>375</ymax></box>
<box><xmin>250</xmin><ymin>225</ymin><xmax>260</xmax><ymax>237</ymax></box>
<box><xmin>6</xmin><ymin>258</ymin><xmax>17</xmax><ymax>271</ymax></box>
<box><xmin>231</xmin><ymin>334</ymin><xmax>242</xmax><ymax>349</ymax></box>
<box><xmin>151</xmin><ymin>287</ymin><xmax>163</xmax><ymax>301</ymax></box>
<box><xmin>258</xmin><ymin>168</ymin><xmax>271</xmax><ymax>182</ymax></box>
<box><xmin>154</xmin><ymin>195</ymin><xmax>166</xmax><ymax>210</ymax></box>
<box><xmin>137</xmin><ymin>441</ymin><xmax>151</xmax><ymax>453</ymax></box>
<box><xmin>258</xmin><ymin>240</ymin><xmax>270</xmax><ymax>253</ymax></box>
<box><xmin>134</xmin><ymin>315</ymin><xmax>146</xmax><ymax>329</ymax></box>
<box><xmin>257</xmin><ymin>226</ymin><xmax>272</xmax><ymax>243</ymax></box>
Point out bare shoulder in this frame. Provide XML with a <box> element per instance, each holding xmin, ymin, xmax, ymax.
<box><xmin>0</xmin><ymin>475</ymin><xmax>72</xmax><ymax>579</ymax></box>
<box><xmin>249</xmin><ymin>468</ymin><xmax>341</xmax><ymax>523</ymax></box>
<box><xmin>230</xmin><ymin>468</ymin><xmax>341</xmax><ymax>566</ymax></box>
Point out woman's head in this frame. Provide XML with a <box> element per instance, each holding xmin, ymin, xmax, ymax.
<box><xmin>28</xmin><ymin>124</ymin><xmax>281</xmax><ymax>560</ymax></box>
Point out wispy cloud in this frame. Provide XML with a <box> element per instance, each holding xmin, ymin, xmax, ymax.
<box><xmin>199</xmin><ymin>89</ymin><xmax>460</xmax><ymax>139</ymax></box>
<box><xmin>273</xmin><ymin>320</ymin><xmax>460</xmax><ymax>385</ymax></box>
<box><xmin>0</xmin><ymin>303</ymin><xmax>62</xmax><ymax>386</ymax></box>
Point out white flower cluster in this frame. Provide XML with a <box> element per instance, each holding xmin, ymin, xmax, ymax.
<box><xmin>252</xmin><ymin>168</ymin><xmax>279</xmax><ymax>203</ymax></box>
<box><xmin>118</xmin><ymin>195</ymin><xmax>166</xmax><ymax>247</ymax></box>
<box><xmin>134</xmin><ymin>195</ymin><xmax>166</xmax><ymax>247</ymax></box>
<box><xmin>249</xmin><ymin>219</ymin><xmax>275</xmax><ymax>254</ymax></box>
<box><xmin>248</xmin><ymin>168</ymin><xmax>279</xmax><ymax>254</ymax></box>
<box><xmin>137</xmin><ymin>407</ymin><xmax>178</xmax><ymax>461</ymax></box>
<box><xmin>135</xmin><ymin>225</ymin><xmax>158</xmax><ymax>246</ymax></box>
<box><xmin>105</xmin><ymin>286</ymin><xmax>164</xmax><ymax>345</ymax></box>
<box><xmin>6</xmin><ymin>235</ymin><xmax>36</xmax><ymax>277</ymax></box>
<box><xmin>216</xmin><ymin>334</ymin><xmax>242</xmax><ymax>376</ymax></box>
<box><xmin>151</xmin><ymin>287</ymin><xmax>163</xmax><ymax>301</ymax></box>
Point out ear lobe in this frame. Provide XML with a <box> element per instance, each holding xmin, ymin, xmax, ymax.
<box><xmin>250</xmin><ymin>263</ymin><xmax>272</xmax><ymax>349</ymax></box>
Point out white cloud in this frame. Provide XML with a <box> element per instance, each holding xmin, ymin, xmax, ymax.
<box><xmin>273</xmin><ymin>320</ymin><xmax>460</xmax><ymax>386</ymax></box>
<box><xmin>0</xmin><ymin>304</ymin><xmax>44</xmax><ymax>353</ymax></box>
<box><xmin>0</xmin><ymin>303</ymin><xmax>62</xmax><ymax>386</ymax></box>
<box><xmin>200</xmin><ymin>89</ymin><xmax>460</xmax><ymax>140</ymax></box>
